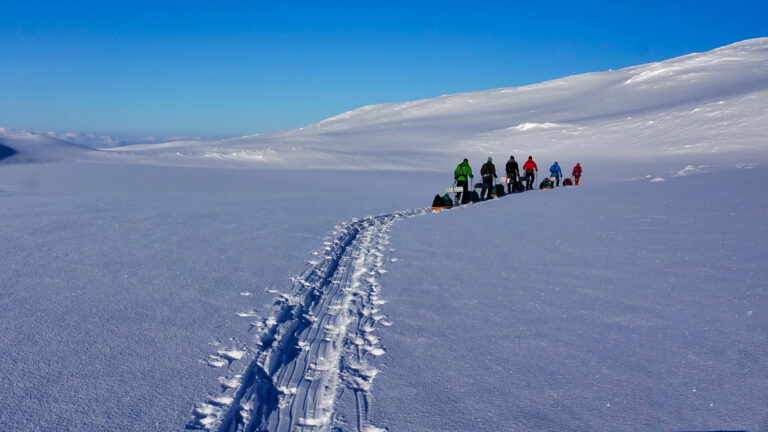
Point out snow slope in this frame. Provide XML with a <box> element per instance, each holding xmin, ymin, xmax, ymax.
<box><xmin>0</xmin><ymin>38</ymin><xmax>767</xmax><ymax>432</ymax></box>
<box><xmin>372</xmin><ymin>168</ymin><xmax>768</xmax><ymax>431</ymax></box>
<box><xmin>0</xmin><ymin>128</ymin><xmax>94</xmax><ymax>163</ymax></box>
<box><xmin>97</xmin><ymin>37</ymin><xmax>768</xmax><ymax>177</ymax></box>
<box><xmin>3</xmin><ymin>38</ymin><xmax>767</xmax><ymax>176</ymax></box>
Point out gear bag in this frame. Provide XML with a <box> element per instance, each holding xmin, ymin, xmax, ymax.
<box><xmin>432</xmin><ymin>194</ymin><xmax>453</xmax><ymax>208</ymax></box>
<box><xmin>491</xmin><ymin>184</ymin><xmax>506</xmax><ymax>197</ymax></box>
<box><xmin>461</xmin><ymin>190</ymin><xmax>480</xmax><ymax>204</ymax></box>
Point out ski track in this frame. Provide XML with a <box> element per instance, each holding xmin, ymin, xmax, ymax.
<box><xmin>191</xmin><ymin>208</ymin><xmax>426</xmax><ymax>431</ymax></box>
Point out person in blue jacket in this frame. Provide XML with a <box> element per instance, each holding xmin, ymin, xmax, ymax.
<box><xmin>549</xmin><ymin>161</ymin><xmax>563</xmax><ymax>187</ymax></box>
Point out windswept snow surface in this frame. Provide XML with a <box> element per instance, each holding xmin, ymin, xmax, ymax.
<box><xmin>0</xmin><ymin>163</ymin><xmax>440</xmax><ymax>431</ymax></box>
<box><xmin>1</xmin><ymin>38</ymin><xmax>767</xmax><ymax>431</ymax></box>
<box><xmin>373</xmin><ymin>168</ymin><xmax>767</xmax><ymax>431</ymax></box>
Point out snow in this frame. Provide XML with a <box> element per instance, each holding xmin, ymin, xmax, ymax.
<box><xmin>1</xmin><ymin>38</ymin><xmax>767</xmax><ymax>431</ymax></box>
<box><xmin>512</xmin><ymin>122</ymin><xmax>566</xmax><ymax>131</ymax></box>
<box><xmin>0</xmin><ymin>163</ymin><xmax>436</xmax><ymax>430</ymax></box>
<box><xmin>5</xmin><ymin>38</ymin><xmax>768</xmax><ymax>176</ymax></box>
<box><xmin>368</xmin><ymin>168</ymin><xmax>768</xmax><ymax>431</ymax></box>
<box><xmin>217</xmin><ymin>349</ymin><xmax>246</xmax><ymax>361</ymax></box>
<box><xmin>88</xmin><ymin>38</ymin><xmax>764</xmax><ymax>176</ymax></box>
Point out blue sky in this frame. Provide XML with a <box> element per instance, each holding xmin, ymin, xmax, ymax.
<box><xmin>1</xmin><ymin>0</ymin><xmax>766</xmax><ymax>138</ymax></box>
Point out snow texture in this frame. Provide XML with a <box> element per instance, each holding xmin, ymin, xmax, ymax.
<box><xmin>1</xmin><ymin>38</ymin><xmax>767</xmax><ymax>431</ymax></box>
<box><xmin>372</xmin><ymin>168</ymin><xmax>767</xmax><ymax>431</ymax></box>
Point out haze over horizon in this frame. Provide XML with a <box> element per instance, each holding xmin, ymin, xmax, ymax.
<box><xmin>2</xmin><ymin>0</ymin><xmax>767</xmax><ymax>139</ymax></box>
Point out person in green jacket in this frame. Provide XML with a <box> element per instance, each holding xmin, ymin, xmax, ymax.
<box><xmin>454</xmin><ymin>158</ymin><xmax>474</xmax><ymax>204</ymax></box>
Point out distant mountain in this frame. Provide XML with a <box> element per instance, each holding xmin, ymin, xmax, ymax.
<box><xmin>0</xmin><ymin>127</ymin><xmax>201</xmax><ymax>164</ymax></box>
<box><xmin>0</xmin><ymin>128</ymin><xmax>95</xmax><ymax>163</ymax></box>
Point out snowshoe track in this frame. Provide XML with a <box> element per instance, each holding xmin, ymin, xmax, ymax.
<box><xmin>191</xmin><ymin>208</ymin><xmax>425</xmax><ymax>431</ymax></box>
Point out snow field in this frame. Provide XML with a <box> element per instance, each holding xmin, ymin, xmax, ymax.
<box><xmin>195</xmin><ymin>209</ymin><xmax>426</xmax><ymax>431</ymax></box>
<box><xmin>0</xmin><ymin>162</ymin><xmax>442</xmax><ymax>431</ymax></box>
<box><xmin>371</xmin><ymin>166</ymin><xmax>768</xmax><ymax>431</ymax></box>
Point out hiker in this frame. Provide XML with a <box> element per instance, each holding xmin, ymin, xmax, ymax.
<box><xmin>523</xmin><ymin>156</ymin><xmax>538</xmax><ymax>190</ymax></box>
<box><xmin>572</xmin><ymin>163</ymin><xmax>582</xmax><ymax>185</ymax></box>
<box><xmin>505</xmin><ymin>156</ymin><xmax>519</xmax><ymax>193</ymax></box>
<box><xmin>549</xmin><ymin>161</ymin><xmax>563</xmax><ymax>187</ymax></box>
<box><xmin>480</xmin><ymin>157</ymin><xmax>497</xmax><ymax>200</ymax></box>
<box><xmin>453</xmin><ymin>158</ymin><xmax>473</xmax><ymax>203</ymax></box>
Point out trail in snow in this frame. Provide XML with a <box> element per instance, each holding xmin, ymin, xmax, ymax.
<box><xmin>191</xmin><ymin>208</ymin><xmax>426</xmax><ymax>431</ymax></box>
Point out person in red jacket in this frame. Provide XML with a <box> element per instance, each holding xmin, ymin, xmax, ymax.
<box><xmin>522</xmin><ymin>156</ymin><xmax>538</xmax><ymax>190</ymax></box>
<box><xmin>572</xmin><ymin>163</ymin><xmax>582</xmax><ymax>185</ymax></box>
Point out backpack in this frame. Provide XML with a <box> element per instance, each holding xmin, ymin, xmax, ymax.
<box><xmin>492</xmin><ymin>184</ymin><xmax>506</xmax><ymax>197</ymax></box>
<box><xmin>432</xmin><ymin>194</ymin><xmax>453</xmax><ymax>209</ymax></box>
<box><xmin>432</xmin><ymin>194</ymin><xmax>442</xmax><ymax>207</ymax></box>
<box><xmin>462</xmin><ymin>190</ymin><xmax>480</xmax><ymax>204</ymax></box>
<box><xmin>540</xmin><ymin>179</ymin><xmax>553</xmax><ymax>189</ymax></box>
<box><xmin>513</xmin><ymin>180</ymin><xmax>526</xmax><ymax>193</ymax></box>
<box><xmin>563</xmin><ymin>178</ymin><xmax>573</xmax><ymax>186</ymax></box>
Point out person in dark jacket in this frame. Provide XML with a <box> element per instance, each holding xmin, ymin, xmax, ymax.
<box><xmin>453</xmin><ymin>158</ymin><xmax>473</xmax><ymax>204</ymax></box>
<box><xmin>505</xmin><ymin>156</ymin><xmax>519</xmax><ymax>193</ymax></box>
<box><xmin>480</xmin><ymin>157</ymin><xmax>497</xmax><ymax>200</ymax></box>
<box><xmin>522</xmin><ymin>156</ymin><xmax>538</xmax><ymax>190</ymax></box>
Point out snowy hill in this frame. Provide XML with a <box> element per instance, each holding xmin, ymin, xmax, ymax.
<box><xmin>0</xmin><ymin>127</ymin><xmax>200</xmax><ymax>163</ymax></box>
<box><xmin>3</xmin><ymin>38</ymin><xmax>767</xmax><ymax>175</ymax></box>
<box><xmin>0</xmin><ymin>128</ymin><xmax>95</xmax><ymax>163</ymax></box>
<box><xmin>97</xmin><ymin>37</ymin><xmax>768</xmax><ymax>176</ymax></box>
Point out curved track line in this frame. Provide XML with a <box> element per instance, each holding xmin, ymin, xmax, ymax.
<box><xmin>191</xmin><ymin>208</ymin><xmax>426</xmax><ymax>431</ymax></box>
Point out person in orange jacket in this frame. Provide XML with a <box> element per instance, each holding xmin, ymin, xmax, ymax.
<box><xmin>522</xmin><ymin>156</ymin><xmax>538</xmax><ymax>190</ymax></box>
<box><xmin>572</xmin><ymin>163</ymin><xmax>582</xmax><ymax>185</ymax></box>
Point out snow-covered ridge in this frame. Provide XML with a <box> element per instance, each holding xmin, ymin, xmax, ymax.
<box><xmin>2</xmin><ymin>38</ymin><xmax>767</xmax><ymax>170</ymax></box>
<box><xmin>311</xmin><ymin>38</ymin><xmax>768</xmax><ymax>129</ymax></box>
<box><xmin>0</xmin><ymin>126</ymin><xmax>202</xmax><ymax>163</ymax></box>
<box><xmin>0</xmin><ymin>129</ymin><xmax>96</xmax><ymax>163</ymax></box>
<box><xmin>0</xmin><ymin>126</ymin><xmax>201</xmax><ymax>149</ymax></box>
<box><xmin>94</xmin><ymin>37</ymin><xmax>768</xmax><ymax>171</ymax></box>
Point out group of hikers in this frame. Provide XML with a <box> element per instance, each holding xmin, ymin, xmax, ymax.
<box><xmin>452</xmin><ymin>155</ymin><xmax>582</xmax><ymax>204</ymax></box>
